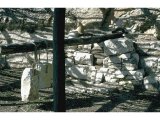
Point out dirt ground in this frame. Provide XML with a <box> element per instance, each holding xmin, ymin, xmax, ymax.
<box><xmin>0</xmin><ymin>68</ymin><xmax>160</xmax><ymax>112</ymax></box>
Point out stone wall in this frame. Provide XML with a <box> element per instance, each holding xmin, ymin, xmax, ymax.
<box><xmin>64</xmin><ymin>36</ymin><xmax>160</xmax><ymax>92</ymax></box>
<box><xmin>65</xmin><ymin>37</ymin><xmax>145</xmax><ymax>89</ymax></box>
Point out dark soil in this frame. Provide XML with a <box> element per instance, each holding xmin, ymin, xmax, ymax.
<box><xmin>0</xmin><ymin>68</ymin><xmax>160</xmax><ymax>112</ymax></box>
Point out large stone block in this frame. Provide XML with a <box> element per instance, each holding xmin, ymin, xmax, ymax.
<box><xmin>74</xmin><ymin>52</ymin><xmax>93</xmax><ymax>65</ymax></box>
<box><xmin>103</xmin><ymin>38</ymin><xmax>134</xmax><ymax>56</ymax></box>
<box><xmin>21</xmin><ymin>68</ymin><xmax>39</xmax><ymax>101</ymax></box>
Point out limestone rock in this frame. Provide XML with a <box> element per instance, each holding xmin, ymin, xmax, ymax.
<box><xmin>103</xmin><ymin>38</ymin><xmax>134</xmax><ymax>56</ymax></box>
<box><xmin>74</xmin><ymin>52</ymin><xmax>93</xmax><ymax>65</ymax></box>
<box><xmin>21</xmin><ymin>68</ymin><xmax>39</xmax><ymax>101</ymax></box>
